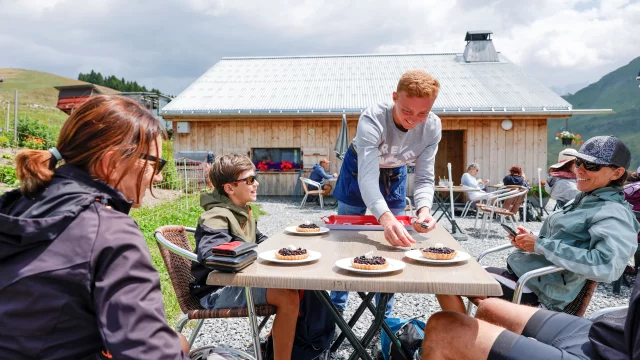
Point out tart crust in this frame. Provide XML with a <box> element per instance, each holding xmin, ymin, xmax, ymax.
<box><xmin>420</xmin><ymin>248</ymin><xmax>457</xmax><ymax>260</ymax></box>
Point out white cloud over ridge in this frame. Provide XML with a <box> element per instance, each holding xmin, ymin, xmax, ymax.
<box><xmin>0</xmin><ymin>0</ymin><xmax>638</xmax><ymax>95</ymax></box>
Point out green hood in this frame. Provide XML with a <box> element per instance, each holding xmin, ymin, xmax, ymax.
<box><xmin>198</xmin><ymin>190</ymin><xmax>256</xmax><ymax>243</ymax></box>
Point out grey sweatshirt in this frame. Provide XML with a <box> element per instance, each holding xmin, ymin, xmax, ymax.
<box><xmin>354</xmin><ymin>101</ymin><xmax>442</xmax><ymax>219</ymax></box>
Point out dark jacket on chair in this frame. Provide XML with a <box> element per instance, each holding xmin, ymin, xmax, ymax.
<box><xmin>0</xmin><ymin>164</ymin><xmax>187</xmax><ymax>360</ymax></box>
<box><xmin>190</xmin><ymin>190</ymin><xmax>267</xmax><ymax>299</ymax></box>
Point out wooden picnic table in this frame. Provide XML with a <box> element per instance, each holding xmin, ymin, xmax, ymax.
<box><xmin>207</xmin><ymin>224</ymin><xmax>502</xmax><ymax>359</ymax></box>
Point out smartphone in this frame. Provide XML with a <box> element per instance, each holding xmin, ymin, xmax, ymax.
<box><xmin>501</xmin><ymin>224</ymin><xmax>518</xmax><ymax>237</ymax></box>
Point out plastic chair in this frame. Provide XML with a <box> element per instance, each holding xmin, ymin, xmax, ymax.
<box><xmin>467</xmin><ymin>243</ymin><xmax>597</xmax><ymax>317</ymax></box>
<box><xmin>154</xmin><ymin>225</ymin><xmax>276</xmax><ymax>356</ymax></box>
<box><xmin>477</xmin><ymin>188</ymin><xmax>527</xmax><ymax>238</ymax></box>
<box><xmin>473</xmin><ymin>188</ymin><xmax>517</xmax><ymax>227</ymax></box>
<box><xmin>299</xmin><ymin>177</ymin><xmax>324</xmax><ymax>209</ymax></box>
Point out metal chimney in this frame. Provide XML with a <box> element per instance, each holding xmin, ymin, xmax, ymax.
<box><xmin>463</xmin><ymin>31</ymin><xmax>499</xmax><ymax>63</ymax></box>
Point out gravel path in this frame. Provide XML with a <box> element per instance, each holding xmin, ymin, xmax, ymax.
<box><xmin>190</xmin><ymin>197</ymin><xmax>634</xmax><ymax>358</ymax></box>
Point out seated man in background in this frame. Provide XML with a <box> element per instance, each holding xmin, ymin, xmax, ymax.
<box><xmin>191</xmin><ymin>154</ymin><xmax>299</xmax><ymax>360</ymax></box>
<box><xmin>309</xmin><ymin>157</ymin><xmax>338</xmax><ymax>196</ymax></box>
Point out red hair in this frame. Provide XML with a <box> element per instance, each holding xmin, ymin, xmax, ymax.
<box><xmin>509</xmin><ymin>166</ymin><xmax>523</xmax><ymax>176</ymax></box>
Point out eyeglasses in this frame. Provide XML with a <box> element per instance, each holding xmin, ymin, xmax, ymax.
<box><xmin>139</xmin><ymin>153</ymin><xmax>167</xmax><ymax>174</ymax></box>
<box><xmin>227</xmin><ymin>175</ymin><xmax>258</xmax><ymax>185</ymax></box>
<box><xmin>575</xmin><ymin>158</ymin><xmax>613</xmax><ymax>172</ymax></box>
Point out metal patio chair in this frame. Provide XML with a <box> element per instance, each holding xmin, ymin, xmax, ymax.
<box><xmin>467</xmin><ymin>243</ymin><xmax>597</xmax><ymax>317</ymax></box>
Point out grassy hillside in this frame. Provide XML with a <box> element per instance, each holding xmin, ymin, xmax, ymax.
<box><xmin>548</xmin><ymin>57</ymin><xmax>640</xmax><ymax>170</ymax></box>
<box><xmin>0</xmin><ymin>68</ymin><xmax>79</xmax><ymax>132</ymax></box>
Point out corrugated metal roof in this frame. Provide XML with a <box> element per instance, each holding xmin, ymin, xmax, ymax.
<box><xmin>161</xmin><ymin>53</ymin><xmax>573</xmax><ymax>116</ymax></box>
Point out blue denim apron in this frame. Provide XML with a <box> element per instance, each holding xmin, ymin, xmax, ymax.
<box><xmin>333</xmin><ymin>145</ymin><xmax>407</xmax><ymax>210</ymax></box>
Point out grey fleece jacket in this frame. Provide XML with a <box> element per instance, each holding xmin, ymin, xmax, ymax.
<box><xmin>354</xmin><ymin>101</ymin><xmax>442</xmax><ymax>218</ymax></box>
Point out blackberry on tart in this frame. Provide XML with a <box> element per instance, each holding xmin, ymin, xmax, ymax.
<box><xmin>297</xmin><ymin>220</ymin><xmax>320</xmax><ymax>233</ymax></box>
<box><xmin>352</xmin><ymin>251</ymin><xmax>388</xmax><ymax>270</ymax></box>
<box><xmin>275</xmin><ymin>244</ymin><xmax>309</xmax><ymax>260</ymax></box>
<box><xmin>420</xmin><ymin>243</ymin><xmax>457</xmax><ymax>260</ymax></box>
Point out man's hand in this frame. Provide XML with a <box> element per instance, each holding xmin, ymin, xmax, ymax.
<box><xmin>379</xmin><ymin>212</ymin><xmax>415</xmax><ymax>247</ymax></box>
<box><xmin>507</xmin><ymin>226</ymin><xmax>536</xmax><ymax>252</ymax></box>
<box><xmin>412</xmin><ymin>207</ymin><xmax>436</xmax><ymax>233</ymax></box>
<box><xmin>333</xmin><ymin>173</ymin><xmax>338</xmax><ymax>177</ymax></box>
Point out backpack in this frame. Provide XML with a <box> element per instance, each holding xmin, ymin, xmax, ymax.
<box><xmin>380</xmin><ymin>317</ymin><xmax>425</xmax><ymax>360</ymax></box>
<box><xmin>262</xmin><ymin>290</ymin><xmax>335</xmax><ymax>360</ymax></box>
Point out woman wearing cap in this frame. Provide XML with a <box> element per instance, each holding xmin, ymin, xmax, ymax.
<box><xmin>0</xmin><ymin>96</ymin><xmax>190</xmax><ymax>359</ymax></box>
<box><xmin>545</xmin><ymin>148</ymin><xmax>580</xmax><ymax>207</ymax></box>
<box><xmin>437</xmin><ymin>136</ymin><xmax>639</xmax><ymax>316</ymax></box>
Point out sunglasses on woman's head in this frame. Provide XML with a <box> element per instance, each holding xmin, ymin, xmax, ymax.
<box><xmin>139</xmin><ymin>153</ymin><xmax>167</xmax><ymax>174</ymax></box>
<box><xmin>575</xmin><ymin>158</ymin><xmax>613</xmax><ymax>172</ymax></box>
<box><xmin>228</xmin><ymin>175</ymin><xmax>258</xmax><ymax>185</ymax></box>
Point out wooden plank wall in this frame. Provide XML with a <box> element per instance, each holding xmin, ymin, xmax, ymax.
<box><xmin>445</xmin><ymin>117</ymin><xmax>548</xmax><ymax>185</ymax></box>
<box><xmin>171</xmin><ymin>116</ymin><xmax>549</xmax><ymax>195</ymax></box>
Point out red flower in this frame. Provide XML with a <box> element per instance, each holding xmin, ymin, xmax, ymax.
<box><xmin>280</xmin><ymin>160</ymin><xmax>293</xmax><ymax>171</ymax></box>
<box><xmin>257</xmin><ymin>161</ymin><xmax>269</xmax><ymax>171</ymax></box>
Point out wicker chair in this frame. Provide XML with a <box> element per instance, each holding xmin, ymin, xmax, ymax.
<box><xmin>467</xmin><ymin>243</ymin><xmax>597</xmax><ymax>317</ymax></box>
<box><xmin>154</xmin><ymin>225</ymin><xmax>276</xmax><ymax>350</ymax></box>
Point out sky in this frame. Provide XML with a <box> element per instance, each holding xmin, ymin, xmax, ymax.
<box><xmin>1</xmin><ymin>0</ymin><xmax>639</xmax><ymax>96</ymax></box>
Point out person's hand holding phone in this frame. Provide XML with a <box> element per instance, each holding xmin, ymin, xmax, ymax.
<box><xmin>412</xmin><ymin>207</ymin><xmax>436</xmax><ymax>233</ymax></box>
<box><xmin>507</xmin><ymin>225</ymin><xmax>536</xmax><ymax>252</ymax></box>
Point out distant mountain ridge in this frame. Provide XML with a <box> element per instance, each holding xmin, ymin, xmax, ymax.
<box><xmin>547</xmin><ymin>56</ymin><xmax>640</xmax><ymax>170</ymax></box>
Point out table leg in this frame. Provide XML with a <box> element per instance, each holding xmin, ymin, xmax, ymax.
<box><xmin>436</xmin><ymin>193</ymin><xmax>465</xmax><ymax>234</ymax></box>
<box><xmin>356</xmin><ymin>293</ymin><xmax>413</xmax><ymax>360</ymax></box>
<box><xmin>244</xmin><ymin>287</ymin><xmax>263</xmax><ymax>360</ymax></box>
<box><xmin>312</xmin><ymin>290</ymin><xmax>373</xmax><ymax>360</ymax></box>
<box><xmin>331</xmin><ymin>292</ymin><xmax>376</xmax><ymax>352</ymax></box>
<box><xmin>348</xmin><ymin>293</ymin><xmax>391</xmax><ymax>360</ymax></box>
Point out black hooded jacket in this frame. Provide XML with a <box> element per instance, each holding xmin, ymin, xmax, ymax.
<box><xmin>0</xmin><ymin>164</ymin><xmax>187</xmax><ymax>359</ymax></box>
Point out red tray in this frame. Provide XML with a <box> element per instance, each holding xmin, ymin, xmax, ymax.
<box><xmin>321</xmin><ymin>215</ymin><xmax>414</xmax><ymax>231</ymax></box>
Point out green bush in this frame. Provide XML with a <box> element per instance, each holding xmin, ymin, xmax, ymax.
<box><xmin>0</xmin><ymin>165</ymin><xmax>18</xmax><ymax>186</ymax></box>
<box><xmin>529</xmin><ymin>184</ymin><xmax>550</xmax><ymax>198</ymax></box>
<box><xmin>159</xmin><ymin>140</ymin><xmax>181</xmax><ymax>190</ymax></box>
<box><xmin>17</xmin><ymin>118</ymin><xmax>56</xmax><ymax>148</ymax></box>
<box><xmin>2</xmin><ymin>154</ymin><xmax>12</xmax><ymax>160</ymax></box>
<box><xmin>0</xmin><ymin>135</ymin><xmax>9</xmax><ymax>148</ymax></box>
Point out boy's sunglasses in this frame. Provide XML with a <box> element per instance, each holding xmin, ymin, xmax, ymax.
<box><xmin>139</xmin><ymin>153</ymin><xmax>167</xmax><ymax>174</ymax></box>
<box><xmin>575</xmin><ymin>158</ymin><xmax>614</xmax><ymax>172</ymax></box>
<box><xmin>228</xmin><ymin>175</ymin><xmax>258</xmax><ymax>185</ymax></box>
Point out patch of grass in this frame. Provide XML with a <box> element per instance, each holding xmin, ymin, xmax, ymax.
<box><xmin>0</xmin><ymin>68</ymin><xmax>74</xmax><ymax>125</ymax></box>
<box><xmin>131</xmin><ymin>194</ymin><xmax>267</xmax><ymax>325</ymax></box>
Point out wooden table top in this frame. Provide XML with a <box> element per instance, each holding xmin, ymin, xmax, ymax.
<box><xmin>207</xmin><ymin>224</ymin><xmax>502</xmax><ymax>296</ymax></box>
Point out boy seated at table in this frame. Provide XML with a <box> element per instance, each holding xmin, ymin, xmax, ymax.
<box><xmin>190</xmin><ymin>154</ymin><xmax>299</xmax><ymax>360</ymax></box>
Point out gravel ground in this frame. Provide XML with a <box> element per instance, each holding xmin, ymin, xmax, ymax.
<box><xmin>190</xmin><ymin>197</ymin><xmax>635</xmax><ymax>358</ymax></box>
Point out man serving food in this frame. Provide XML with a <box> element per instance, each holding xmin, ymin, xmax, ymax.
<box><xmin>331</xmin><ymin>69</ymin><xmax>442</xmax><ymax>316</ymax></box>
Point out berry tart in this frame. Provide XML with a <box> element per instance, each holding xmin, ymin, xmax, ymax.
<box><xmin>352</xmin><ymin>251</ymin><xmax>388</xmax><ymax>270</ymax></box>
<box><xmin>275</xmin><ymin>245</ymin><xmax>309</xmax><ymax>260</ymax></box>
<box><xmin>420</xmin><ymin>243</ymin><xmax>457</xmax><ymax>260</ymax></box>
<box><xmin>296</xmin><ymin>220</ymin><xmax>320</xmax><ymax>233</ymax></box>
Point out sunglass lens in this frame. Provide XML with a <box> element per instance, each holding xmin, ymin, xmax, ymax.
<box><xmin>246</xmin><ymin>176</ymin><xmax>257</xmax><ymax>184</ymax></box>
<box><xmin>577</xmin><ymin>159</ymin><xmax>602</xmax><ymax>171</ymax></box>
